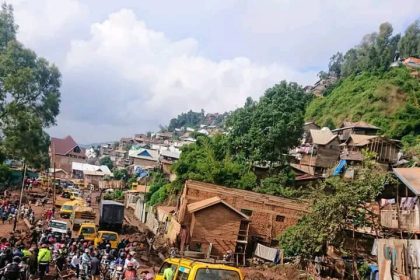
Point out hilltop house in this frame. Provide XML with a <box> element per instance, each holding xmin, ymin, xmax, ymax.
<box><xmin>298</xmin><ymin>128</ymin><xmax>341</xmax><ymax>176</ymax></box>
<box><xmin>50</xmin><ymin>136</ymin><xmax>87</xmax><ymax>174</ymax></box>
<box><xmin>341</xmin><ymin>134</ymin><xmax>401</xmax><ymax>164</ymax></box>
<box><xmin>119</xmin><ymin>137</ymin><xmax>135</xmax><ymax>150</ymax></box>
<box><xmin>332</xmin><ymin>121</ymin><xmax>380</xmax><ymax>142</ymax></box>
<box><xmin>160</xmin><ymin>148</ymin><xmax>181</xmax><ymax>175</ymax></box>
<box><xmin>71</xmin><ymin>162</ymin><xmax>112</xmax><ymax>187</ymax></box>
<box><xmin>128</xmin><ymin>148</ymin><xmax>159</xmax><ymax>169</ymax></box>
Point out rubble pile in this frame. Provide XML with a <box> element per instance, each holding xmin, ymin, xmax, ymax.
<box><xmin>242</xmin><ymin>264</ymin><xmax>308</xmax><ymax>280</ymax></box>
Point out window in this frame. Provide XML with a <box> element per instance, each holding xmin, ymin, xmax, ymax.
<box><xmin>241</xmin><ymin>209</ymin><xmax>253</xmax><ymax>216</ymax></box>
<box><xmin>195</xmin><ymin>268</ymin><xmax>240</xmax><ymax>280</ymax></box>
<box><xmin>175</xmin><ymin>266</ymin><xmax>190</xmax><ymax>280</ymax></box>
<box><xmin>101</xmin><ymin>233</ymin><xmax>117</xmax><ymax>241</ymax></box>
<box><xmin>81</xmin><ymin>227</ymin><xmax>95</xmax><ymax>234</ymax></box>
<box><xmin>276</xmin><ymin>215</ymin><xmax>285</xmax><ymax>222</ymax></box>
<box><xmin>73</xmin><ymin>146</ymin><xmax>81</xmax><ymax>153</ymax></box>
<box><xmin>158</xmin><ymin>262</ymin><xmax>177</xmax><ymax>275</ymax></box>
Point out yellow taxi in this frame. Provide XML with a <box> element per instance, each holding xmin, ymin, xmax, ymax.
<box><xmin>154</xmin><ymin>258</ymin><xmax>244</xmax><ymax>280</ymax></box>
<box><xmin>78</xmin><ymin>222</ymin><xmax>97</xmax><ymax>241</ymax></box>
<box><xmin>94</xmin><ymin>231</ymin><xmax>119</xmax><ymax>249</ymax></box>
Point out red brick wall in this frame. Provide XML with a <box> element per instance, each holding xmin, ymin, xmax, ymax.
<box><xmin>54</xmin><ymin>154</ymin><xmax>86</xmax><ymax>174</ymax></box>
<box><xmin>180</xmin><ymin>181</ymin><xmax>307</xmax><ymax>243</ymax></box>
<box><xmin>190</xmin><ymin>203</ymin><xmax>242</xmax><ymax>256</ymax></box>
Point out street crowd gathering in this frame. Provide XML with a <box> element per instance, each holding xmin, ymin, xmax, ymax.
<box><xmin>0</xmin><ymin>196</ymin><xmax>155</xmax><ymax>280</ymax></box>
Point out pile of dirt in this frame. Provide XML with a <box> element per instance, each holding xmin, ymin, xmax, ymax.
<box><xmin>242</xmin><ymin>264</ymin><xmax>308</xmax><ymax>280</ymax></box>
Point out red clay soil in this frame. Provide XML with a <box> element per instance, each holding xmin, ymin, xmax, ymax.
<box><xmin>241</xmin><ymin>265</ymin><xmax>308</xmax><ymax>280</ymax></box>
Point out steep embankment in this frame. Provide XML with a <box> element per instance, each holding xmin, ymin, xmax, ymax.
<box><xmin>305</xmin><ymin>67</ymin><xmax>420</xmax><ymax>139</ymax></box>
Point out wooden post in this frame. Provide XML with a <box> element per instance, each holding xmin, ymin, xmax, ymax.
<box><xmin>52</xmin><ymin>142</ymin><xmax>56</xmax><ymax>207</ymax></box>
<box><xmin>13</xmin><ymin>163</ymin><xmax>27</xmax><ymax>231</ymax></box>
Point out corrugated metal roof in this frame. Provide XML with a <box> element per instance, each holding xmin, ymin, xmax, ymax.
<box><xmin>160</xmin><ymin>149</ymin><xmax>180</xmax><ymax>159</ymax></box>
<box><xmin>128</xmin><ymin>148</ymin><xmax>159</xmax><ymax>161</ymax></box>
<box><xmin>187</xmin><ymin>196</ymin><xmax>249</xmax><ymax>220</ymax></box>
<box><xmin>51</xmin><ymin>135</ymin><xmax>84</xmax><ymax>156</ymax></box>
<box><xmin>393</xmin><ymin>168</ymin><xmax>420</xmax><ymax>195</ymax></box>
<box><xmin>341</xmin><ymin>121</ymin><xmax>379</xmax><ymax>130</ymax></box>
<box><xmin>348</xmin><ymin>134</ymin><xmax>378</xmax><ymax>146</ymax></box>
<box><xmin>310</xmin><ymin>129</ymin><xmax>337</xmax><ymax>145</ymax></box>
<box><xmin>71</xmin><ymin>162</ymin><xmax>112</xmax><ymax>176</ymax></box>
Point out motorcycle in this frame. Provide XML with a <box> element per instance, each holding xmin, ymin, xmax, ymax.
<box><xmin>110</xmin><ymin>263</ymin><xmax>124</xmax><ymax>280</ymax></box>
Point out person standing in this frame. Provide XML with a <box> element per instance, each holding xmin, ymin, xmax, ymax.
<box><xmin>37</xmin><ymin>244</ymin><xmax>52</xmax><ymax>279</ymax></box>
<box><xmin>28</xmin><ymin>247</ymin><xmax>38</xmax><ymax>280</ymax></box>
<box><xmin>90</xmin><ymin>252</ymin><xmax>100</xmax><ymax>280</ymax></box>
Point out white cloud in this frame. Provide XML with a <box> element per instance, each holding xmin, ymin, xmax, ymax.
<box><xmin>59</xmin><ymin>9</ymin><xmax>315</xmax><ymax>142</ymax></box>
<box><xmin>240</xmin><ymin>0</ymin><xmax>420</xmax><ymax>68</ymax></box>
<box><xmin>12</xmin><ymin>0</ymin><xmax>88</xmax><ymax>62</ymax></box>
<box><xmin>11</xmin><ymin>0</ymin><xmax>419</xmax><ymax>143</ymax></box>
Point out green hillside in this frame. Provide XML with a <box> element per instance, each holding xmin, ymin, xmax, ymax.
<box><xmin>305</xmin><ymin>67</ymin><xmax>420</xmax><ymax>139</ymax></box>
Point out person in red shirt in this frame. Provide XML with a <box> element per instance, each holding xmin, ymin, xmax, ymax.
<box><xmin>123</xmin><ymin>262</ymin><xmax>137</xmax><ymax>280</ymax></box>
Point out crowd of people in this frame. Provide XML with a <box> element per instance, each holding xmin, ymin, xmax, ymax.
<box><xmin>0</xmin><ymin>226</ymin><xmax>155</xmax><ymax>280</ymax></box>
<box><xmin>0</xmin><ymin>194</ymin><xmax>155</xmax><ymax>280</ymax></box>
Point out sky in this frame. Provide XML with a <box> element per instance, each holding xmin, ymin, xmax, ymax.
<box><xmin>9</xmin><ymin>0</ymin><xmax>420</xmax><ymax>143</ymax></box>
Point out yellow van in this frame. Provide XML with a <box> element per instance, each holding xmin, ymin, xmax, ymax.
<box><xmin>155</xmin><ymin>258</ymin><xmax>244</xmax><ymax>280</ymax></box>
<box><xmin>94</xmin><ymin>231</ymin><xmax>119</xmax><ymax>249</ymax></box>
<box><xmin>78</xmin><ymin>222</ymin><xmax>97</xmax><ymax>241</ymax></box>
<box><xmin>60</xmin><ymin>200</ymin><xmax>85</xmax><ymax>218</ymax></box>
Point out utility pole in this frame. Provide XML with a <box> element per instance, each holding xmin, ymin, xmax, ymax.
<box><xmin>52</xmin><ymin>142</ymin><xmax>56</xmax><ymax>207</ymax></box>
<box><xmin>13</xmin><ymin>162</ymin><xmax>27</xmax><ymax>231</ymax></box>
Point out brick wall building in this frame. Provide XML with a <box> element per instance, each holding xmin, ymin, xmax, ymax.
<box><xmin>177</xmin><ymin>180</ymin><xmax>308</xmax><ymax>257</ymax></box>
<box><xmin>50</xmin><ymin>136</ymin><xmax>86</xmax><ymax>174</ymax></box>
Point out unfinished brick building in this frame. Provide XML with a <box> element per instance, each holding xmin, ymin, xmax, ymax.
<box><xmin>176</xmin><ymin>180</ymin><xmax>308</xmax><ymax>260</ymax></box>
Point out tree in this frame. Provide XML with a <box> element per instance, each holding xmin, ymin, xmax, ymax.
<box><xmin>339</xmin><ymin>22</ymin><xmax>402</xmax><ymax>77</ymax></box>
<box><xmin>0</xmin><ymin>4</ymin><xmax>61</xmax><ymax>168</ymax></box>
<box><xmin>227</xmin><ymin>81</ymin><xmax>309</xmax><ymax>167</ymax></box>
<box><xmin>399</xmin><ymin>20</ymin><xmax>420</xmax><ymax>58</ymax></box>
<box><xmin>172</xmin><ymin>135</ymin><xmax>257</xmax><ymax>190</ymax></box>
<box><xmin>113</xmin><ymin>168</ymin><xmax>128</xmax><ymax>181</ymax></box>
<box><xmin>99</xmin><ymin>156</ymin><xmax>113</xmax><ymax>170</ymax></box>
<box><xmin>328</xmin><ymin>52</ymin><xmax>343</xmax><ymax>77</ymax></box>
<box><xmin>279</xmin><ymin>153</ymin><xmax>390</xmax><ymax>258</ymax></box>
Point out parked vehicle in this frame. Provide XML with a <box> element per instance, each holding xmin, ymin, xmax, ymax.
<box><xmin>78</xmin><ymin>222</ymin><xmax>97</xmax><ymax>241</ymax></box>
<box><xmin>70</xmin><ymin>206</ymin><xmax>96</xmax><ymax>230</ymax></box>
<box><xmin>99</xmin><ymin>200</ymin><xmax>124</xmax><ymax>232</ymax></box>
<box><xmin>49</xmin><ymin>219</ymin><xmax>69</xmax><ymax>235</ymax></box>
<box><xmin>60</xmin><ymin>200</ymin><xmax>86</xmax><ymax>218</ymax></box>
<box><xmin>78</xmin><ymin>223</ymin><xmax>119</xmax><ymax>249</ymax></box>
<box><xmin>154</xmin><ymin>258</ymin><xmax>244</xmax><ymax>280</ymax></box>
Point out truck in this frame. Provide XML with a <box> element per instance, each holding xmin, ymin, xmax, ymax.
<box><xmin>70</xmin><ymin>205</ymin><xmax>96</xmax><ymax>230</ymax></box>
<box><xmin>99</xmin><ymin>200</ymin><xmax>124</xmax><ymax>232</ymax></box>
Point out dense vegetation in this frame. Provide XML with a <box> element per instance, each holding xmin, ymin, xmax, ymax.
<box><xmin>307</xmin><ymin>20</ymin><xmax>420</xmax><ymax>157</ymax></box>
<box><xmin>166</xmin><ymin>109</ymin><xmax>228</xmax><ymax>132</ymax></box>
<box><xmin>279</xmin><ymin>153</ymin><xmax>389</xmax><ymax>258</ymax></box>
<box><xmin>147</xmin><ymin>82</ymin><xmax>309</xmax><ymax>205</ymax></box>
<box><xmin>0</xmin><ymin>4</ymin><xmax>61</xmax><ymax>171</ymax></box>
<box><xmin>306</xmin><ymin>67</ymin><xmax>420</xmax><ymax>139</ymax></box>
<box><xmin>226</xmin><ymin>81</ymin><xmax>309</xmax><ymax>165</ymax></box>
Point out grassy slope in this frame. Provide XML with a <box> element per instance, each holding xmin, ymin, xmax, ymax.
<box><xmin>305</xmin><ymin>67</ymin><xmax>420</xmax><ymax>139</ymax></box>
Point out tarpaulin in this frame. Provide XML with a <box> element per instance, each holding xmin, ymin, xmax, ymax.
<box><xmin>254</xmin><ymin>243</ymin><xmax>280</xmax><ymax>263</ymax></box>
